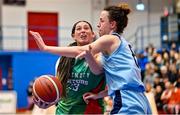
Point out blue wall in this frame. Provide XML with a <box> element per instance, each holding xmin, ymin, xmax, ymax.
<box><xmin>0</xmin><ymin>54</ymin><xmax>12</xmax><ymax>90</ymax></box>
<box><xmin>0</xmin><ymin>51</ymin><xmax>59</xmax><ymax>109</ymax></box>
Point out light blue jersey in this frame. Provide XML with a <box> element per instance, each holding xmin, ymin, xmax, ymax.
<box><xmin>101</xmin><ymin>33</ymin><xmax>151</xmax><ymax>114</ymax></box>
<box><xmin>102</xmin><ymin>33</ymin><xmax>145</xmax><ymax>95</ymax></box>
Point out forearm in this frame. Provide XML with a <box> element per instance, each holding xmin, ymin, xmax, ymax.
<box><xmin>30</xmin><ymin>31</ymin><xmax>87</xmax><ymax>57</ymax></box>
<box><xmin>45</xmin><ymin>46</ymin><xmax>84</xmax><ymax>57</ymax></box>
<box><xmin>95</xmin><ymin>89</ymin><xmax>108</xmax><ymax>99</ymax></box>
<box><xmin>85</xmin><ymin>54</ymin><xmax>103</xmax><ymax>75</ymax></box>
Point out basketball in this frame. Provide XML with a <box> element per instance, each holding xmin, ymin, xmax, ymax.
<box><xmin>32</xmin><ymin>75</ymin><xmax>63</xmax><ymax>105</ymax></box>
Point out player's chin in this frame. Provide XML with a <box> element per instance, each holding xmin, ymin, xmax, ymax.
<box><xmin>79</xmin><ymin>41</ymin><xmax>90</xmax><ymax>46</ymax></box>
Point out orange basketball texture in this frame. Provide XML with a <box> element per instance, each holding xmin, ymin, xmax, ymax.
<box><xmin>32</xmin><ymin>75</ymin><xmax>63</xmax><ymax>103</ymax></box>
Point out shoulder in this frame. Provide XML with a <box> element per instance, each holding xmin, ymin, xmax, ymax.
<box><xmin>100</xmin><ymin>34</ymin><xmax>119</xmax><ymax>40</ymax></box>
<box><xmin>96</xmin><ymin>35</ymin><xmax>120</xmax><ymax>46</ymax></box>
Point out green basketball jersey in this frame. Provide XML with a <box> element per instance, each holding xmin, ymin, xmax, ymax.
<box><xmin>56</xmin><ymin>58</ymin><xmax>105</xmax><ymax>114</ymax></box>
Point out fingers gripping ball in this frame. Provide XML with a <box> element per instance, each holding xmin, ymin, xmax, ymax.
<box><xmin>32</xmin><ymin>75</ymin><xmax>63</xmax><ymax>105</ymax></box>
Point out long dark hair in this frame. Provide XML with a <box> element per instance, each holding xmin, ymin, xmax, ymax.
<box><xmin>56</xmin><ymin>42</ymin><xmax>76</xmax><ymax>98</ymax></box>
<box><xmin>56</xmin><ymin>20</ymin><xmax>93</xmax><ymax>98</ymax></box>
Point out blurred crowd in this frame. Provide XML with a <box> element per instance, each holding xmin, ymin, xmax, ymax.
<box><xmin>137</xmin><ymin>42</ymin><xmax>180</xmax><ymax>114</ymax></box>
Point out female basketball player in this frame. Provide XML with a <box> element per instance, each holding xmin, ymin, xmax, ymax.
<box><xmin>33</xmin><ymin>21</ymin><xmax>106</xmax><ymax>114</ymax></box>
<box><xmin>30</xmin><ymin>3</ymin><xmax>152</xmax><ymax>114</ymax></box>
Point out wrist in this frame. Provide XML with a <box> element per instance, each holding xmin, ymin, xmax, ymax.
<box><xmin>95</xmin><ymin>93</ymin><xmax>101</xmax><ymax>99</ymax></box>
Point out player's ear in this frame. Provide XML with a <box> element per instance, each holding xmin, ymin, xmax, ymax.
<box><xmin>72</xmin><ymin>33</ymin><xmax>75</xmax><ymax>37</ymax></box>
<box><xmin>72</xmin><ymin>34</ymin><xmax>76</xmax><ymax>41</ymax></box>
<box><xmin>110</xmin><ymin>21</ymin><xmax>116</xmax><ymax>29</ymax></box>
<box><xmin>92</xmin><ymin>32</ymin><xmax>96</xmax><ymax>39</ymax></box>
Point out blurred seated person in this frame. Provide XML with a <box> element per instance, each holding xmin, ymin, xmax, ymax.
<box><xmin>161</xmin><ymin>82</ymin><xmax>180</xmax><ymax>114</ymax></box>
<box><xmin>144</xmin><ymin>82</ymin><xmax>158</xmax><ymax>114</ymax></box>
<box><xmin>26</xmin><ymin>79</ymin><xmax>35</xmax><ymax>110</ymax></box>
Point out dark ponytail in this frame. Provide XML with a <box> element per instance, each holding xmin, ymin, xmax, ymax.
<box><xmin>56</xmin><ymin>42</ymin><xmax>77</xmax><ymax>98</ymax></box>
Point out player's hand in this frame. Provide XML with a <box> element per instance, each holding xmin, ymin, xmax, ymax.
<box><xmin>33</xmin><ymin>98</ymin><xmax>50</xmax><ymax>109</ymax></box>
<box><xmin>29</xmin><ymin>31</ymin><xmax>47</xmax><ymax>51</ymax></box>
<box><xmin>32</xmin><ymin>95</ymin><xmax>53</xmax><ymax>109</ymax></box>
<box><xmin>76</xmin><ymin>45</ymin><xmax>92</xmax><ymax>59</ymax></box>
<box><xmin>83</xmin><ymin>92</ymin><xmax>97</xmax><ymax>104</ymax></box>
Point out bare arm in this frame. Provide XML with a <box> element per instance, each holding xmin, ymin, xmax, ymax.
<box><xmin>45</xmin><ymin>46</ymin><xmax>83</xmax><ymax>57</ymax></box>
<box><xmin>96</xmin><ymin>88</ymin><xmax>108</xmax><ymax>99</ymax></box>
<box><xmin>83</xmin><ymin>89</ymin><xmax>108</xmax><ymax>104</ymax></box>
<box><xmin>29</xmin><ymin>31</ymin><xmax>86</xmax><ymax>57</ymax></box>
<box><xmin>30</xmin><ymin>31</ymin><xmax>119</xmax><ymax>58</ymax></box>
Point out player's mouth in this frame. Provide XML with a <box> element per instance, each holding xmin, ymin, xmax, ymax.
<box><xmin>80</xmin><ymin>35</ymin><xmax>87</xmax><ymax>39</ymax></box>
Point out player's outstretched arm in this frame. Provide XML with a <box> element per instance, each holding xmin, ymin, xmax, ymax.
<box><xmin>29</xmin><ymin>30</ymin><xmax>84</xmax><ymax>57</ymax></box>
<box><xmin>29</xmin><ymin>31</ymin><xmax>117</xmax><ymax>58</ymax></box>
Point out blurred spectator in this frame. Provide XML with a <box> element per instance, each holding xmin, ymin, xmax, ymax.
<box><xmin>175</xmin><ymin>75</ymin><xmax>180</xmax><ymax>88</ymax></box>
<box><xmin>162</xmin><ymin>51</ymin><xmax>169</xmax><ymax>66</ymax></box>
<box><xmin>161</xmin><ymin>81</ymin><xmax>172</xmax><ymax>105</ymax></box>
<box><xmin>154</xmin><ymin>54</ymin><xmax>163</xmax><ymax>74</ymax></box>
<box><xmin>144</xmin><ymin>82</ymin><xmax>158</xmax><ymax>114</ymax></box>
<box><xmin>154</xmin><ymin>85</ymin><xmax>164</xmax><ymax>111</ymax></box>
<box><xmin>146</xmin><ymin>44</ymin><xmax>156</xmax><ymax>62</ymax></box>
<box><xmin>7</xmin><ymin>68</ymin><xmax>13</xmax><ymax>90</ymax></box>
<box><xmin>153</xmin><ymin>75</ymin><xmax>165</xmax><ymax>90</ymax></box>
<box><xmin>153</xmin><ymin>76</ymin><xmax>164</xmax><ymax>110</ymax></box>
<box><xmin>26</xmin><ymin>79</ymin><xmax>35</xmax><ymax>110</ymax></box>
<box><xmin>168</xmin><ymin>62</ymin><xmax>178</xmax><ymax>83</ymax></box>
<box><xmin>160</xmin><ymin>65</ymin><xmax>169</xmax><ymax>79</ymax></box>
<box><xmin>171</xmin><ymin>42</ymin><xmax>178</xmax><ymax>51</ymax></box>
<box><xmin>143</xmin><ymin>62</ymin><xmax>158</xmax><ymax>87</ymax></box>
<box><xmin>162</xmin><ymin>82</ymin><xmax>180</xmax><ymax>114</ymax></box>
<box><xmin>169</xmin><ymin>49</ymin><xmax>176</xmax><ymax>64</ymax></box>
<box><xmin>137</xmin><ymin>50</ymin><xmax>149</xmax><ymax>81</ymax></box>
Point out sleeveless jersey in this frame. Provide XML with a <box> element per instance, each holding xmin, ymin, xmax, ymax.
<box><xmin>56</xmin><ymin>58</ymin><xmax>105</xmax><ymax>114</ymax></box>
<box><xmin>101</xmin><ymin>33</ymin><xmax>145</xmax><ymax>96</ymax></box>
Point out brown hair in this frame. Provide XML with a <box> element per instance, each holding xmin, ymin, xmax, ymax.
<box><xmin>56</xmin><ymin>42</ymin><xmax>76</xmax><ymax>98</ymax></box>
<box><xmin>104</xmin><ymin>3</ymin><xmax>131</xmax><ymax>34</ymax></box>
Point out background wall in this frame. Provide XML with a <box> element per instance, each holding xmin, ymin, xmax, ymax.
<box><xmin>0</xmin><ymin>51</ymin><xmax>59</xmax><ymax>108</ymax></box>
<box><xmin>1</xmin><ymin>0</ymin><xmax>166</xmax><ymax>50</ymax></box>
<box><xmin>2</xmin><ymin>0</ymin><xmax>95</xmax><ymax>50</ymax></box>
